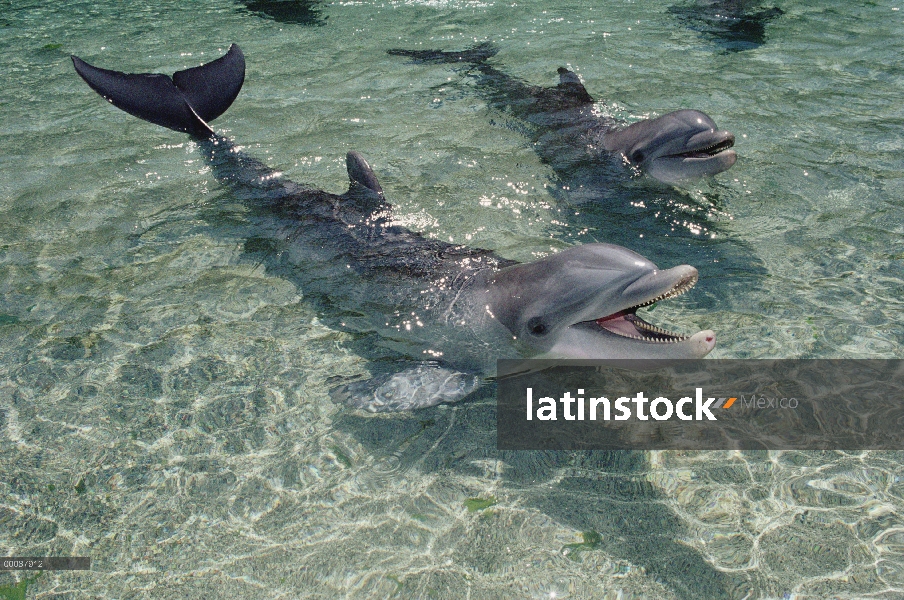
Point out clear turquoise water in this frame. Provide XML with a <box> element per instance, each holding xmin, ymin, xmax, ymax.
<box><xmin>1</xmin><ymin>0</ymin><xmax>903</xmax><ymax>598</ymax></box>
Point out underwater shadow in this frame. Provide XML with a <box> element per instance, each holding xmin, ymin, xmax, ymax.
<box><xmin>236</xmin><ymin>0</ymin><xmax>327</xmax><ymax>26</ymax></box>
<box><xmin>332</xmin><ymin>397</ymin><xmax>755</xmax><ymax>599</ymax></box>
<box><xmin>669</xmin><ymin>0</ymin><xmax>784</xmax><ymax>52</ymax></box>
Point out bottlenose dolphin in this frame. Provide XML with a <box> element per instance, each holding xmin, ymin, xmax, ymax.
<box><xmin>669</xmin><ymin>0</ymin><xmax>784</xmax><ymax>53</ymax></box>
<box><xmin>388</xmin><ymin>44</ymin><xmax>736</xmax><ymax>188</ymax></box>
<box><xmin>237</xmin><ymin>0</ymin><xmax>326</xmax><ymax>26</ymax></box>
<box><xmin>71</xmin><ymin>44</ymin><xmax>715</xmax><ymax>411</ymax></box>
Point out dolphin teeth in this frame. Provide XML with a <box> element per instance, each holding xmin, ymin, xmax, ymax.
<box><xmin>699</xmin><ymin>139</ymin><xmax>734</xmax><ymax>155</ymax></box>
<box><xmin>636</xmin><ymin>272</ymin><xmax>698</xmax><ymax>308</ymax></box>
<box><xmin>592</xmin><ymin>315</ymin><xmax>690</xmax><ymax>343</ymax></box>
<box><xmin>671</xmin><ymin>137</ymin><xmax>735</xmax><ymax>159</ymax></box>
<box><xmin>593</xmin><ymin>270</ymin><xmax>699</xmax><ymax>343</ymax></box>
<box><xmin>624</xmin><ymin>314</ymin><xmax>689</xmax><ymax>343</ymax></box>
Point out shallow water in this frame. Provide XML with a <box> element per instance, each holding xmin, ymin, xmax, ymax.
<box><xmin>1</xmin><ymin>0</ymin><xmax>904</xmax><ymax>598</ymax></box>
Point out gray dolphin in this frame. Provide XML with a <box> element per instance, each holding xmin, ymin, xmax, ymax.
<box><xmin>388</xmin><ymin>44</ymin><xmax>736</xmax><ymax>187</ymax></box>
<box><xmin>669</xmin><ymin>0</ymin><xmax>784</xmax><ymax>53</ymax></box>
<box><xmin>71</xmin><ymin>44</ymin><xmax>715</xmax><ymax>411</ymax></box>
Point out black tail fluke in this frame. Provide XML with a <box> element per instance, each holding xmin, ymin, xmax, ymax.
<box><xmin>72</xmin><ymin>44</ymin><xmax>245</xmax><ymax>138</ymax></box>
<box><xmin>387</xmin><ymin>42</ymin><xmax>498</xmax><ymax>65</ymax></box>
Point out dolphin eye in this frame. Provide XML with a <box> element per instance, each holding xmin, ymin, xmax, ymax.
<box><xmin>527</xmin><ymin>317</ymin><xmax>547</xmax><ymax>336</ymax></box>
<box><xmin>631</xmin><ymin>151</ymin><xmax>645</xmax><ymax>163</ymax></box>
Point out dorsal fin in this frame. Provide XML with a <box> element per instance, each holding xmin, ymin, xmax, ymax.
<box><xmin>72</xmin><ymin>44</ymin><xmax>245</xmax><ymax>138</ymax></box>
<box><xmin>346</xmin><ymin>151</ymin><xmax>384</xmax><ymax>195</ymax></box>
<box><xmin>556</xmin><ymin>67</ymin><xmax>594</xmax><ymax>104</ymax></box>
<box><xmin>343</xmin><ymin>151</ymin><xmax>387</xmax><ymax>215</ymax></box>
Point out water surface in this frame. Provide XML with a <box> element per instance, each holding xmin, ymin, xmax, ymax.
<box><xmin>1</xmin><ymin>0</ymin><xmax>904</xmax><ymax>597</ymax></box>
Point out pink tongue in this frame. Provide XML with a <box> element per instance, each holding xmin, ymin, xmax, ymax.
<box><xmin>596</xmin><ymin>313</ymin><xmax>639</xmax><ymax>337</ymax></box>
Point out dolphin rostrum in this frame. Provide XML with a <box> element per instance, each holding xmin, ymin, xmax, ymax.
<box><xmin>72</xmin><ymin>44</ymin><xmax>715</xmax><ymax>411</ymax></box>
<box><xmin>388</xmin><ymin>44</ymin><xmax>737</xmax><ymax>188</ymax></box>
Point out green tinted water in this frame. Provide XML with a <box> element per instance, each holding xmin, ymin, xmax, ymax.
<box><xmin>1</xmin><ymin>0</ymin><xmax>903</xmax><ymax>597</ymax></box>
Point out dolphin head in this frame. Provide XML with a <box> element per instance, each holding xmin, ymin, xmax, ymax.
<box><xmin>484</xmin><ymin>243</ymin><xmax>715</xmax><ymax>360</ymax></box>
<box><xmin>603</xmin><ymin>109</ymin><xmax>736</xmax><ymax>184</ymax></box>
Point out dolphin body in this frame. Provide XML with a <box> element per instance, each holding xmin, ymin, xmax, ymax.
<box><xmin>237</xmin><ymin>0</ymin><xmax>327</xmax><ymax>26</ymax></box>
<box><xmin>388</xmin><ymin>44</ymin><xmax>737</xmax><ymax>191</ymax></box>
<box><xmin>71</xmin><ymin>44</ymin><xmax>715</xmax><ymax>411</ymax></box>
<box><xmin>669</xmin><ymin>0</ymin><xmax>784</xmax><ymax>53</ymax></box>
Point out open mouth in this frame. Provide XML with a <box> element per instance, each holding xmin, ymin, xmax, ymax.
<box><xmin>671</xmin><ymin>137</ymin><xmax>735</xmax><ymax>160</ymax></box>
<box><xmin>582</xmin><ymin>271</ymin><xmax>700</xmax><ymax>343</ymax></box>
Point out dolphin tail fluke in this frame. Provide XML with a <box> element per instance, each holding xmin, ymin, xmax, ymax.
<box><xmin>387</xmin><ymin>42</ymin><xmax>499</xmax><ymax>65</ymax></box>
<box><xmin>72</xmin><ymin>44</ymin><xmax>245</xmax><ymax>138</ymax></box>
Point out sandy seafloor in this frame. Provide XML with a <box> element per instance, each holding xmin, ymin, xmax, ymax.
<box><xmin>2</xmin><ymin>0</ymin><xmax>904</xmax><ymax>597</ymax></box>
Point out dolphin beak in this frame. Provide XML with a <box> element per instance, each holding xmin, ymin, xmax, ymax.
<box><xmin>569</xmin><ymin>263</ymin><xmax>712</xmax><ymax>356</ymax></box>
<box><xmin>646</xmin><ymin>128</ymin><xmax>737</xmax><ymax>183</ymax></box>
<box><xmin>682</xmin><ymin>130</ymin><xmax>736</xmax><ymax>159</ymax></box>
<box><xmin>587</xmin><ymin>264</ymin><xmax>711</xmax><ymax>350</ymax></box>
<box><xmin>622</xmin><ymin>265</ymin><xmax>699</xmax><ymax>306</ymax></box>
<box><xmin>688</xmin><ymin>329</ymin><xmax>717</xmax><ymax>355</ymax></box>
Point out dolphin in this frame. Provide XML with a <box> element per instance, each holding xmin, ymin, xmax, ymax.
<box><xmin>669</xmin><ymin>0</ymin><xmax>784</xmax><ymax>53</ymax></box>
<box><xmin>388</xmin><ymin>44</ymin><xmax>737</xmax><ymax>188</ymax></box>
<box><xmin>71</xmin><ymin>44</ymin><xmax>715</xmax><ymax>411</ymax></box>
<box><xmin>237</xmin><ymin>0</ymin><xmax>327</xmax><ymax>26</ymax></box>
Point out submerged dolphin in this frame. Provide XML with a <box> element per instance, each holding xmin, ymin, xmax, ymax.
<box><xmin>388</xmin><ymin>44</ymin><xmax>737</xmax><ymax>188</ymax></box>
<box><xmin>237</xmin><ymin>0</ymin><xmax>327</xmax><ymax>26</ymax></box>
<box><xmin>71</xmin><ymin>44</ymin><xmax>715</xmax><ymax>411</ymax></box>
<box><xmin>669</xmin><ymin>0</ymin><xmax>784</xmax><ymax>53</ymax></box>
